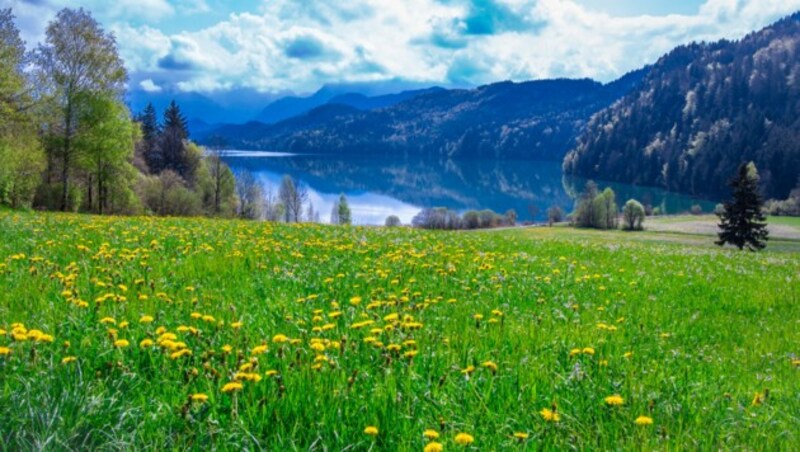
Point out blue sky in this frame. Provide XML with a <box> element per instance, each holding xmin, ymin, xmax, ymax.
<box><xmin>7</xmin><ymin>0</ymin><xmax>800</xmax><ymax>95</ymax></box>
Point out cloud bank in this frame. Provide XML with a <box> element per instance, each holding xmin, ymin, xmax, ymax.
<box><xmin>8</xmin><ymin>0</ymin><xmax>800</xmax><ymax>94</ymax></box>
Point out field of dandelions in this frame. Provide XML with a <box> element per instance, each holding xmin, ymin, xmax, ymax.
<box><xmin>1</xmin><ymin>210</ymin><xmax>799</xmax><ymax>450</ymax></box>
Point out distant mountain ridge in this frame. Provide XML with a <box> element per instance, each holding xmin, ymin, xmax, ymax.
<box><xmin>201</xmin><ymin>70</ymin><xmax>647</xmax><ymax>161</ymax></box>
<box><xmin>564</xmin><ymin>12</ymin><xmax>800</xmax><ymax>199</ymax></box>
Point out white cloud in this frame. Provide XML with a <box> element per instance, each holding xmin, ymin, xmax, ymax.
<box><xmin>10</xmin><ymin>0</ymin><xmax>800</xmax><ymax>93</ymax></box>
<box><xmin>139</xmin><ymin>78</ymin><xmax>163</xmax><ymax>92</ymax></box>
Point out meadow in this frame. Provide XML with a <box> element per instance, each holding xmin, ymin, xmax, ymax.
<box><xmin>0</xmin><ymin>210</ymin><xmax>799</xmax><ymax>450</ymax></box>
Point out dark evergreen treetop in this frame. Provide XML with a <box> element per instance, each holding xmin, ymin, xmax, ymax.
<box><xmin>716</xmin><ymin>162</ymin><xmax>769</xmax><ymax>251</ymax></box>
<box><xmin>163</xmin><ymin>100</ymin><xmax>189</xmax><ymax>140</ymax></box>
<box><xmin>138</xmin><ymin>102</ymin><xmax>159</xmax><ymax>143</ymax></box>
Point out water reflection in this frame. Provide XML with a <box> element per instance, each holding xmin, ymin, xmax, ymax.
<box><xmin>222</xmin><ymin>153</ymin><xmax>717</xmax><ymax>225</ymax></box>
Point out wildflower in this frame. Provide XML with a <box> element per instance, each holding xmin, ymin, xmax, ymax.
<box><xmin>481</xmin><ymin>361</ymin><xmax>498</xmax><ymax>372</ymax></box>
<box><xmin>62</xmin><ymin>356</ymin><xmax>77</xmax><ymax>364</ymax></box>
<box><xmin>221</xmin><ymin>345</ymin><xmax>233</xmax><ymax>354</ymax></box>
<box><xmin>265</xmin><ymin>370</ymin><xmax>279</xmax><ymax>377</ymax></box>
<box><xmin>569</xmin><ymin>348</ymin><xmax>581</xmax><ymax>357</ymax></box>
<box><xmin>461</xmin><ymin>365</ymin><xmax>476</xmax><ymax>375</ymax></box>
<box><xmin>139</xmin><ymin>315</ymin><xmax>154</xmax><ymax>324</ymax></box>
<box><xmin>113</xmin><ymin>339</ymin><xmax>130</xmax><ymax>348</ymax></box>
<box><xmin>582</xmin><ymin>347</ymin><xmax>595</xmax><ymax>355</ymax></box>
<box><xmin>403</xmin><ymin>350</ymin><xmax>418</xmax><ymax>359</ymax></box>
<box><xmin>272</xmin><ymin>334</ymin><xmax>289</xmax><ymax>343</ymax></box>
<box><xmin>99</xmin><ymin>317</ymin><xmax>116</xmax><ymax>325</ymax></box>
<box><xmin>752</xmin><ymin>391</ymin><xmax>767</xmax><ymax>406</ymax></box>
<box><xmin>310</xmin><ymin>342</ymin><xmax>325</xmax><ymax>352</ymax></box>
<box><xmin>635</xmin><ymin>416</ymin><xmax>653</xmax><ymax>426</ymax></box>
<box><xmin>251</xmin><ymin>344</ymin><xmax>268</xmax><ymax>355</ymax></box>
<box><xmin>423</xmin><ymin>429</ymin><xmax>440</xmax><ymax>439</ymax></box>
<box><xmin>140</xmin><ymin>338</ymin><xmax>154</xmax><ymax>348</ymax></box>
<box><xmin>424</xmin><ymin>442</ymin><xmax>444</xmax><ymax>452</ymax></box>
<box><xmin>0</xmin><ymin>347</ymin><xmax>11</xmax><ymax>356</ymax></box>
<box><xmin>623</xmin><ymin>352</ymin><xmax>633</xmax><ymax>359</ymax></box>
<box><xmin>170</xmin><ymin>349</ymin><xmax>192</xmax><ymax>359</ymax></box>
<box><xmin>473</xmin><ymin>314</ymin><xmax>483</xmax><ymax>320</ymax></box>
<box><xmin>513</xmin><ymin>432</ymin><xmax>529</xmax><ymax>440</ymax></box>
<box><xmin>363</xmin><ymin>426</ymin><xmax>378</xmax><ymax>436</ymax></box>
<box><xmin>455</xmin><ymin>432</ymin><xmax>474</xmax><ymax>445</ymax></box>
<box><xmin>539</xmin><ymin>407</ymin><xmax>561</xmax><ymax>422</ymax></box>
<box><xmin>349</xmin><ymin>296</ymin><xmax>362</xmax><ymax>306</ymax></box>
<box><xmin>191</xmin><ymin>393</ymin><xmax>209</xmax><ymax>403</ymax></box>
<box><xmin>231</xmin><ymin>321</ymin><xmax>243</xmax><ymax>329</ymax></box>
<box><xmin>604</xmin><ymin>395</ymin><xmax>624</xmax><ymax>406</ymax></box>
<box><xmin>221</xmin><ymin>381</ymin><xmax>243</xmax><ymax>393</ymax></box>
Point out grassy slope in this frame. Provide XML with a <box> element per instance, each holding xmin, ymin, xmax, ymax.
<box><xmin>0</xmin><ymin>210</ymin><xmax>799</xmax><ymax>450</ymax></box>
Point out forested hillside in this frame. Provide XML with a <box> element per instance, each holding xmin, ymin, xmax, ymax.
<box><xmin>203</xmin><ymin>71</ymin><xmax>645</xmax><ymax>161</ymax></box>
<box><xmin>564</xmin><ymin>13</ymin><xmax>800</xmax><ymax>200</ymax></box>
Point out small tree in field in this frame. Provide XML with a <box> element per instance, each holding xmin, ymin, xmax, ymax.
<box><xmin>337</xmin><ymin>194</ymin><xmax>352</xmax><ymax>225</ymax></box>
<box><xmin>622</xmin><ymin>199</ymin><xmax>645</xmax><ymax>231</ymax></box>
<box><xmin>716</xmin><ymin>162</ymin><xmax>768</xmax><ymax>251</ymax></box>
<box><xmin>546</xmin><ymin>205</ymin><xmax>564</xmax><ymax>225</ymax></box>
<box><xmin>385</xmin><ymin>215</ymin><xmax>401</xmax><ymax>227</ymax></box>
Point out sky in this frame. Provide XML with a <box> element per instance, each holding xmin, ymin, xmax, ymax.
<box><xmin>6</xmin><ymin>0</ymin><xmax>800</xmax><ymax>96</ymax></box>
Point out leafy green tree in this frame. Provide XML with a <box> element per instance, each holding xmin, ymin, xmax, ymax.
<box><xmin>385</xmin><ymin>215</ymin><xmax>401</xmax><ymax>227</ymax></box>
<box><xmin>716</xmin><ymin>162</ymin><xmax>769</xmax><ymax>250</ymax></box>
<box><xmin>34</xmin><ymin>8</ymin><xmax>126</xmax><ymax>211</ymax></box>
<box><xmin>573</xmin><ymin>180</ymin><xmax>599</xmax><ymax>227</ymax></box>
<box><xmin>74</xmin><ymin>93</ymin><xmax>139</xmax><ymax>214</ymax></box>
<box><xmin>546</xmin><ymin>205</ymin><xmax>564</xmax><ymax>225</ymax></box>
<box><xmin>504</xmin><ymin>209</ymin><xmax>518</xmax><ymax>226</ymax></box>
<box><xmin>622</xmin><ymin>199</ymin><xmax>645</xmax><ymax>231</ymax></box>
<box><xmin>337</xmin><ymin>194</ymin><xmax>352</xmax><ymax>225</ymax></box>
<box><xmin>0</xmin><ymin>8</ymin><xmax>45</xmax><ymax>208</ymax></box>
<box><xmin>591</xmin><ymin>188</ymin><xmax>618</xmax><ymax>229</ymax></box>
<box><xmin>235</xmin><ymin>170</ymin><xmax>263</xmax><ymax>220</ymax></box>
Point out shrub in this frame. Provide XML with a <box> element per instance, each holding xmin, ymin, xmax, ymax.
<box><xmin>546</xmin><ymin>206</ymin><xmax>564</xmax><ymax>225</ymax></box>
<box><xmin>622</xmin><ymin>199</ymin><xmax>645</xmax><ymax>231</ymax></box>
<box><xmin>385</xmin><ymin>215</ymin><xmax>401</xmax><ymax>227</ymax></box>
<box><xmin>690</xmin><ymin>204</ymin><xmax>703</xmax><ymax>215</ymax></box>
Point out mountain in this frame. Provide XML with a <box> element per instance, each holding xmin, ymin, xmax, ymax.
<box><xmin>255</xmin><ymin>85</ymin><xmax>447</xmax><ymax>124</ymax></box>
<box><xmin>203</xmin><ymin>70</ymin><xmax>646</xmax><ymax>160</ymax></box>
<box><xmin>563</xmin><ymin>13</ymin><xmax>800</xmax><ymax>200</ymax></box>
<box><xmin>127</xmin><ymin>87</ymin><xmax>281</xmax><ymax>135</ymax></box>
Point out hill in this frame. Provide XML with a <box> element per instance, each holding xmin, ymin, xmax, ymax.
<box><xmin>563</xmin><ymin>13</ymin><xmax>800</xmax><ymax>200</ymax></box>
<box><xmin>203</xmin><ymin>71</ymin><xmax>646</xmax><ymax>160</ymax></box>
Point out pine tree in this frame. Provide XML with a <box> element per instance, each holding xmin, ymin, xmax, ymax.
<box><xmin>716</xmin><ymin>162</ymin><xmax>769</xmax><ymax>250</ymax></box>
<box><xmin>138</xmin><ymin>102</ymin><xmax>161</xmax><ymax>172</ymax></box>
<box><xmin>160</xmin><ymin>101</ymin><xmax>190</xmax><ymax>178</ymax></box>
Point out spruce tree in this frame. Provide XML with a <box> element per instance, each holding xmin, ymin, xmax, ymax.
<box><xmin>716</xmin><ymin>162</ymin><xmax>769</xmax><ymax>250</ymax></box>
<box><xmin>160</xmin><ymin>100</ymin><xmax>190</xmax><ymax>178</ymax></box>
<box><xmin>138</xmin><ymin>102</ymin><xmax>162</xmax><ymax>172</ymax></box>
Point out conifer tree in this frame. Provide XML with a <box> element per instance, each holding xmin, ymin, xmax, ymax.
<box><xmin>337</xmin><ymin>194</ymin><xmax>352</xmax><ymax>225</ymax></box>
<box><xmin>160</xmin><ymin>100</ymin><xmax>190</xmax><ymax>178</ymax></box>
<box><xmin>716</xmin><ymin>162</ymin><xmax>769</xmax><ymax>250</ymax></box>
<box><xmin>138</xmin><ymin>102</ymin><xmax>161</xmax><ymax>172</ymax></box>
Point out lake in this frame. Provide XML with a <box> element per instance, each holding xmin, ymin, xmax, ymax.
<box><xmin>222</xmin><ymin>152</ymin><xmax>718</xmax><ymax>225</ymax></box>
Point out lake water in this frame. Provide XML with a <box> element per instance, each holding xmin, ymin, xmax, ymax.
<box><xmin>222</xmin><ymin>152</ymin><xmax>717</xmax><ymax>225</ymax></box>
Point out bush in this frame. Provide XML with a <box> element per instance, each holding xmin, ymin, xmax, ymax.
<box><xmin>622</xmin><ymin>199</ymin><xmax>645</xmax><ymax>231</ymax></box>
<box><xmin>546</xmin><ymin>206</ymin><xmax>564</xmax><ymax>225</ymax></box>
<box><xmin>690</xmin><ymin>204</ymin><xmax>703</xmax><ymax>215</ymax></box>
<box><xmin>574</xmin><ymin>181</ymin><xmax>618</xmax><ymax>229</ymax></box>
<box><xmin>385</xmin><ymin>215</ymin><xmax>401</xmax><ymax>227</ymax></box>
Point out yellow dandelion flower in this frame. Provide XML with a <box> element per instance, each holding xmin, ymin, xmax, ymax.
<box><xmin>604</xmin><ymin>395</ymin><xmax>624</xmax><ymax>406</ymax></box>
<box><xmin>423</xmin><ymin>429</ymin><xmax>440</xmax><ymax>439</ymax></box>
<box><xmin>139</xmin><ymin>315</ymin><xmax>154</xmax><ymax>324</ymax></box>
<box><xmin>62</xmin><ymin>356</ymin><xmax>77</xmax><ymax>364</ymax></box>
<box><xmin>231</xmin><ymin>321</ymin><xmax>243</xmax><ymax>329</ymax></box>
<box><xmin>191</xmin><ymin>393</ymin><xmax>209</xmax><ymax>403</ymax></box>
<box><xmin>0</xmin><ymin>346</ymin><xmax>12</xmax><ymax>356</ymax></box>
<box><xmin>170</xmin><ymin>349</ymin><xmax>192</xmax><ymax>359</ymax></box>
<box><xmin>113</xmin><ymin>339</ymin><xmax>130</xmax><ymax>348</ymax></box>
<box><xmin>349</xmin><ymin>296</ymin><xmax>362</xmax><ymax>306</ymax></box>
<box><xmin>403</xmin><ymin>350</ymin><xmax>418</xmax><ymax>358</ymax></box>
<box><xmin>363</xmin><ymin>426</ymin><xmax>378</xmax><ymax>436</ymax></box>
<box><xmin>221</xmin><ymin>381</ymin><xmax>243</xmax><ymax>393</ymax></box>
<box><xmin>272</xmin><ymin>334</ymin><xmax>289</xmax><ymax>343</ymax></box>
<box><xmin>139</xmin><ymin>338</ymin><xmax>154</xmax><ymax>348</ymax></box>
<box><xmin>513</xmin><ymin>432</ymin><xmax>529</xmax><ymax>440</ymax></box>
<box><xmin>251</xmin><ymin>344</ymin><xmax>269</xmax><ymax>355</ymax></box>
<box><xmin>424</xmin><ymin>442</ymin><xmax>444</xmax><ymax>452</ymax></box>
<box><xmin>539</xmin><ymin>408</ymin><xmax>561</xmax><ymax>422</ymax></box>
<box><xmin>99</xmin><ymin>317</ymin><xmax>116</xmax><ymax>325</ymax></box>
<box><xmin>481</xmin><ymin>361</ymin><xmax>498</xmax><ymax>372</ymax></box>
<box><xmin>582</xmin><ymin>347</ymin><xmax>595</xmax><ymax>355</ymax></box>
<box><xmin>461</xmin><ymin>365</ymin><xmax>476</xmax><ymax>375</ymax></box>
<box><xmin>455</xmin><ymin>432</ymin><xmax>474</xmax><ymax>445</ymax></box>
<box><xmin>635</xmin><ymin>416</ymin><xmax>653</xmax><ymax>426</ymax></box>
<box><xmin>265</xmin><ymin>370</ymin><xmax>279</xmax><ymax>377</ymax></box>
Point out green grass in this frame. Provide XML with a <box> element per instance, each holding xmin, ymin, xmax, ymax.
<box><xmin>1</xmin><ymin>210</ymin><xmax>799</xmax><ymax>450</ymax></box>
